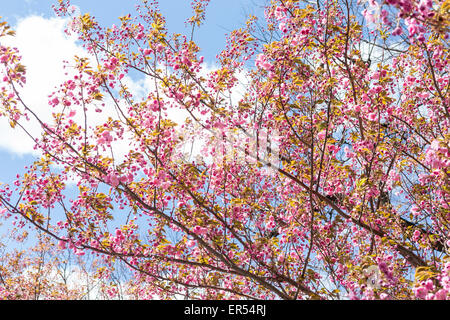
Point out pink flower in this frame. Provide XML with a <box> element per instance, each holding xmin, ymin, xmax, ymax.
<box><xmin>110</xmin><ymin>175</ymin><xmax>120</xmax><ymax>187</ymax></box>
<box><xmin>414</xmin><ymin>286</ymin><xmax>428</xmax><ymax>299</ymax></box>
<box><xmin>274</xmin><ymin>6</ymin><xmax>287</xmax><ymax>21</ymax></box>
<box><xmin>328</xmin><ymin>145</ymin><xmax>340</xmax><ymax>153</ymax></box>
<box><xmin>66</xmin><ymin>80</ymin><xmax>76</xmax><ymax>90</ymax></box>
<box><xmin>193</xmin><ymin>225</ymin><xmax>208</xmax><ymax>235</ymax></box>
<box><xmin>186</xmin><ymin>239</ymin><xmax>196</xmax><ymax>247</ymax></box>
<box><xmin>266</xmin><ymin>215</ymin><xmax>276</xmax><ymax>230</ymax></box>
<box><xmin>300</xmin><ymin>27</ymin><xmax>310</xmax><ymax>35</ymax></box>
<box><xmin>279</xmin><ymin>22</ymin><xmax>288</xmax><ymax>33</ymax></box>
<box><xmin>406</xmin><ymin>19</ymin><xmax>419</xmax><ymax>36</ymax></box>
<box><xmin>418</xmin><ymin>173</ymin><xmax>430</xmax><ymax>184</ymax></box>
<box><xmin>58</xmin><ymin>240</ymin><xmax>67</xmax><ymax>249</ymax></box>
<box><xmin>50</xmin><ymin>97</ymin><xmax>59</xmax><ymax>106</ymax></box>
<box><xmin>372</xmin><ymin>71</ymin><xmax>380</xmax><ymax>80</ymax></box>
<box><xmin>99</xmin><ymin>130</ymin><xmax>113</xmax><ymax>144</ymax></box>
<box><xmin>425</xmin><ymin>139</ymin><xmax>448</xmax><ymax>169</ymax></box>
<box><xmin>434</xmin><ymin>289</ymin><xmax>448</xmax><ymax>300</ymax></box>
<box><xmin>368</xmin><ymin>112</ymin><xmax>378</xmax><ymax>121</ymax></box>
<box><xmin>255</xmin><ymin>54</ymin><xmax>273</xmax><ymax>72</ymax></box>
<box><xmin>105</xmin><ymin>172</ymin><xmax>120</xmax><ymax>187</ymax></box>
<box><xmin>105</xmin><ymin>57</ymin><xmax>119</xmax><ymax>70</ymax></box>
<box><xmin>392</xmin><ymin>26</ymin><xmax>403</xmax><ymax>36</ymax></box>
<box><xmin>175</xmin><ymin>91</ymin><xmax>184</xmax><ymax>100</ymax></box>
<box><xmin>380</xmin><ymin>293</ymin><xmax>389</xmax><ymax>300</ymax></box>
<box><xmin>418</xmin><ymin>0</ymin><xmax>432</xmax><ymax>13</ymax></box>
<box><xmin>424</xmin><ymin>279</ymin><xmax>434</xmax><ymax>291</ymax></box>
<box><xmin>418</xmin><ymin>92</ymin><xmax>430</xmax><ymax>99</ymax></box>
<box><xmin>143</xmin><ymin>48</ymin><xmax>153</xmax><ymax>56</ymax></box>
<box><xmin>362</xmin><ymin>9</ymin><xmax>376</xmax><ymax>24</ymax></box>
<box><xmin>74</xmin><ymin>248</ymin><xmax>85</xmax><ymax>256</ymax></box>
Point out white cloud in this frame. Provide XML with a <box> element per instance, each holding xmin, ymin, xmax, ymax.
<box><xmin>0</xmin><ymin>15</ymin><xmax>88</xmax><ymax>155</ymax></box>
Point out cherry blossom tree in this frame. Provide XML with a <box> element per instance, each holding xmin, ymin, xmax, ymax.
<box><xmin>0</xmin><ymin>229</ymin><xmax>134</xmax><ymax>300</ymax></box>
<box><xmin>0</xmin><ymin>0</ymin><xmax>449</xmax><ymax>300</ymax></box>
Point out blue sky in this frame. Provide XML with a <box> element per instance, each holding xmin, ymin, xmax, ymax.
<box><xmin>0</xmin><ymin>0</ymin><xmax>265</xmax><ymax>188</ymax></box>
